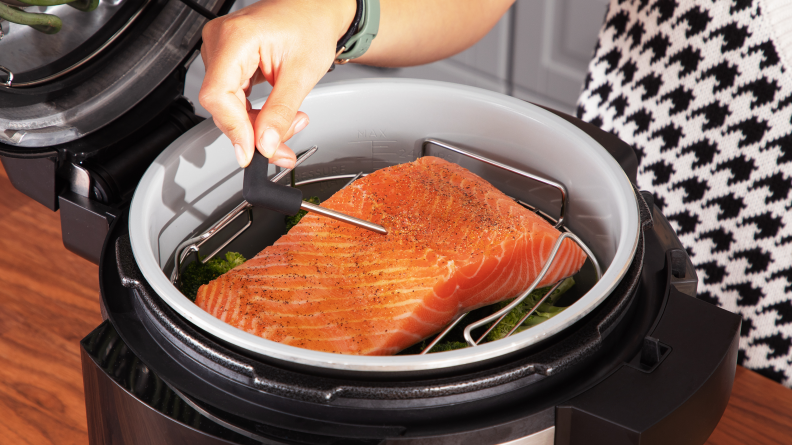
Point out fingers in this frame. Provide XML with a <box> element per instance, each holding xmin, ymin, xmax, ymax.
<box><xmin>199</xmin><ymin>0</ymin><xmax>337</xmax><ymax>170</ymax></box>
<box><xmin>284</xmin><ymin>111</ymin><xmax>309</xmax><ymax>141</ymax></box>
<box><xmin>243</xmin><ymin>68</ymin><xmax>266</xmax><ymax>97</ymax></box>
<box><xmin>199</xmin><ymin>22</ymin><xmax>260</xmax><ymax>168</ymax></box>
<box><xmin>247</xmin><ymin>110</ymin><xmax>309</xmax><ymax>141</ymax></box>
<box><xmin>201</xmin><ymin>91</ymin><xmax>255</xmax><ymax>167</ymax></box>
<box><xmin>270</xmin><ymin>144</ymin><xmax>298</xmax><ymax>169</ymax></box>
<box><xmin>271</xmin><ymin>111</ymin><xmax>309</xmax><ymax>169</ymax></box>
<box><xmin>247</xmin><ymin>107</ymin><xmax>259</xmax><ymax>126</ymax></box>
<box><xmin>245</xmin><ymin>109</ymin><xmax>308</xmax><ymax>169</ymax></box>
<box><xmin>253</xmin><ymin>65</ymin><xmax>318</xmax><ymax>162</ymax></box>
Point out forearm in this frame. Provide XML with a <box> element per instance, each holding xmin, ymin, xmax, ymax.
<box><xmin>353</xmin><ymin>0</ymin><xmax>515</xmax><ymax>67</ymax></box>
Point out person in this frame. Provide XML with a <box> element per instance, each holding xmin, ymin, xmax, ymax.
<box><xmin>200</xmin><ymin>0</ymin><xmax>792</xmax><ymax>387</ymax></box>
<box><xmin>577</xmin><ymin>0</ymin><xmax>792</xmax><ymax>387</ymax></box>
<box><xmin>198</xmin><ymin>0</ymin><xmax>514</xmax><ymax>169</ymax></box>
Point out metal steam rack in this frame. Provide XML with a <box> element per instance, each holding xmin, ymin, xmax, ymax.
<box><xmin>169</xmin><ymin>138</ymin><xmax>601</xmax><ymax>353</ymax></box>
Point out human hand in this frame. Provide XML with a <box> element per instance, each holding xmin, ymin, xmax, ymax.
<box><xmin>199</xmin><ymin>0</ymin><xmax>356</xmax><ymax>169</ymax></box>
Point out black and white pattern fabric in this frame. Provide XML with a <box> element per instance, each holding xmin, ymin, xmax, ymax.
<box><xmin>577</xmin><ymin>0</ymin><xmax>792</xmax><ymax>387</ymax></box>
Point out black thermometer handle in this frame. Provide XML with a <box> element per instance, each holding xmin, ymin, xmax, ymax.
<box><xmin>242</xmin><ymin>150</ymin><xmax>303</xmax><ymax>216</ymax></box>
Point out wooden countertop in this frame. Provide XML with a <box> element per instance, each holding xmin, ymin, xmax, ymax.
<box><xmin>1</xmin><ymin>163</ymin><xmax>791</xmax><ymax>444</ymax></box>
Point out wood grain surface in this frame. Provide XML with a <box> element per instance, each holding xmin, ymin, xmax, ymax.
<box><xmin>0</xmin><ymin>163</ymin><xmax>102</xmax><ymax>444</ymax></box>
<box><xmin>0</xmin><ymin>162</ymin><xmax>791</xmax><ymax>445</ymax></box>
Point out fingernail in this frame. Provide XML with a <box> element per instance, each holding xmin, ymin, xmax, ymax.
<box><xmin>294</xmin><ymin>118</ymin><xmax>308</xmax><ymax>135</ymax></box>
<box><xmin>234</xmin><ymin>144</ymin><xmax>247</xmax><ymax>167</ymax></box>
<box><xmin>260</xmin><ymin>128</ymin><xmax>279</xmax><ymax>158</ymax></box>
<box><xmin>273</xmin><ymin>158</ymin><xmax>295</xmax><ymax>169</ymax></box>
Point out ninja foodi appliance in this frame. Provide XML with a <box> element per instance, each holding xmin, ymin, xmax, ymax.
<box><xmin>5</xmin><ymin>78</ymin><xmax>739</xmax><ymax>444</ymax></box>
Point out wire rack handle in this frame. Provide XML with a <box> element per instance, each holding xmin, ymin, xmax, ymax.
<box><xmin>463</xmin><ymin>231</ymin><xmax>601</xmax><ymax>347</ymax></box>
<box><xmin>170</xmin><ymin>146</ymin><xmax>318</xmax><ymax>286</ymax></box>
<box><xmin>422</xmin><ymin>139</ymin><xmax>569</xmax><ymax>229</ymax></box>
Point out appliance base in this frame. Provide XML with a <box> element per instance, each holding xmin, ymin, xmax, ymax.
<box><xmin>82</xmin><ymin>284</ymin><xmax>740</xmax><ymax>445</ymax></box>
<box><xmin>81</xmin><ymin>322</ymin><xmax>265</xmax><ymax>445</ymax></box>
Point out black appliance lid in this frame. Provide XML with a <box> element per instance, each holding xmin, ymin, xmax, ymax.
<box><xmin>0</xmin><ymin>0</ymin><xmax>226</xmax><ymax>150</ymax></box>
<box><xmin>0</xmin><ymin>0</ymin><xmax>148</xmax><ymax>86</ymax></box>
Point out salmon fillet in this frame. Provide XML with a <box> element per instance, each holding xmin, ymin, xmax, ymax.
<box><xmin>195</xmin><ymin>156</ymin><xmax>587</xmax><ymax>355</ymax></box>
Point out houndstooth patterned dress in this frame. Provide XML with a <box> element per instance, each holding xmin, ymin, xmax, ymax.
<box><xmin>577</xmin><ymin>0</ymin><xmax>792</xmax><ymax>386</ymax></box>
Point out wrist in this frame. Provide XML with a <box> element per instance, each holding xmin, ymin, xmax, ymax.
<box><xmin>335</xmin><ymin>0</ymin><xmax>358</xmax><ymax>42</ymax></box>
<box><xmin>335</xmin><ymin>0</ymin><xmax>379</xmax><ymax>62</ymax></box>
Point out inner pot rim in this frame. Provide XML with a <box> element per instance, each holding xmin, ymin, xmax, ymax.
<box><xmin>128</xmin><ymin>79</ymin><xmax>640</xmax><ymax>372</ymax></box>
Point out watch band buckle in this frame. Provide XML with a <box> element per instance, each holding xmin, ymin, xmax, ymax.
<box><xmin>334</xmin><ymin>47</ymin><xmax>351</xmax><ymax>65</ymax></box>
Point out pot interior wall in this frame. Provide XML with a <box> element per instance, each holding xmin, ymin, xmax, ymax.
<box><xmin>153</xmin><ymin>84</ymin><xmax>627</xmax><ymax>272</ymax></box>
<box><xmin>129</xmin><ymin>79</ymin><xmax>638</xmax><ymax>372</ymax></box>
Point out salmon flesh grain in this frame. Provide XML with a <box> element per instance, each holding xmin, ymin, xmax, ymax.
<box><xmin>195</xmin><ymin>156</ymin><xmax>587</xmax><ymax>355</ymax></box>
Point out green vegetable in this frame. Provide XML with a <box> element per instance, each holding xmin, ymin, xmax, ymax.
<box><xmin>17</xmin><ymin>0</ymin><xmax>76</xmax><ymax>6</ymax></box>
<box><xmin>0</xmin><ymin>3</ymin><xmax>62</xmax><ymax>34</ymax></box>
<box><xmin>179</xmin><ymin>252</ymin><xmax>247</xmax><ymax>301</ymax></box>
<box><xmin>416</xmin><ymin>278</ymin><xmax>574</xmax><ymax>353</ymax></box>
<box><xmin>425</xmin><ymin>341</ymin><xmax>468</xmax><ymax>353</ymax></box>
<box><xmin>68</xmin><ymin>0</ymin><xmax>100</xmax><ymax>12</ymax></box>
<box><xmin>485</xmin><ymin>277</ymin><xmax>575</xmax><ymax>342</ymax></box>
<box><xmin>285</xmin><ymin>196</ymin><xmax>320</xmax><ymax>232</ymax></box>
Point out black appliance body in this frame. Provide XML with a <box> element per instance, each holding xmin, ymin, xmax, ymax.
<box><xmin>1</xmin><ymin>8</ymin><xmax>740</xmax><ymax>442</ymax></box>
<box><xmin>97</xmin><ymin>114</ymin><xmax>736</xmax><ymax>445</ymax></box>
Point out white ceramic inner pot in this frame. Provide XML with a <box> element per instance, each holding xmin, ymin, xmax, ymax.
<box><xmin>129</xmin><ymin>79</ymin><xmax>639</xmax><ymax>372</ymax></box>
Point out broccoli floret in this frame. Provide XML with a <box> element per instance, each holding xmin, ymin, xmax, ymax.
<box><xmin>485</xmin><ymin>277</ymin><xmax>575</xmax><ymax>342</ymax></box>
<box><xmin>426</xmin><ymin>341</ymin><xmax>469</xmax><ymax>353</ymax></box>
<box><xmin>205</xmin><ymin>251</ymin><xmax>246</xmax><ymax>274</ymax></box>
<box><xmin>285</xmin><ymin>196</ymin><xmax>321</xmax><ymax>233</ymax></box>
<box><xmin>179</xmin><ymin>251</ymin><xmax>247</xmax><ymax>301</ymax></box>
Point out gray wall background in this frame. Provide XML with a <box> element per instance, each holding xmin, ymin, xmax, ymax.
<box><xmin>185</xmin><ymin>0</ymin><xmax>610</xmax><ymax>117</ymax></box>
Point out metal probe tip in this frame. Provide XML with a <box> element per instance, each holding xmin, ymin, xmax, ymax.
<box><xmin>300</xmin><ymin>201</ymin><xmax>388</xmax><ymax>235</ymax></box>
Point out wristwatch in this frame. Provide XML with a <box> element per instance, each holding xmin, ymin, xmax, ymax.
<box><xmin>334</xmin><ymin>0</ymin><xmax>380</xmax><ymax>65</ymax></box>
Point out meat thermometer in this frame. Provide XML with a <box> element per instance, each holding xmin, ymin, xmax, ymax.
<box><xmin>243</xmin><ymin>147</ymin><xmax>387</xmax><ymax>235</ymax></box>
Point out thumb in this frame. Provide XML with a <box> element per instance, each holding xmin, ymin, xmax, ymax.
<box><xmin>253</xmin><ymin>72</ymin><xmax>312</xmax><ymax>160</ymax></box>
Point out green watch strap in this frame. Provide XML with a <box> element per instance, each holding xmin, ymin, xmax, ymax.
<box><xmin>337</xmin><ymin>0</ymin><xmax>379</xmax><ymax>61</ymax></box>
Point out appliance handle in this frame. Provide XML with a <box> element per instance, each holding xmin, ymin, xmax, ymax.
<box><xmin>115</xmin><ymin>233</ymin><xmax>150</xmax><ymax>293</ymax></box>
<box><xmin>555</xmin><ymin>265</ymin><xmax>741</xmax><ymax>445</ymax></box>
